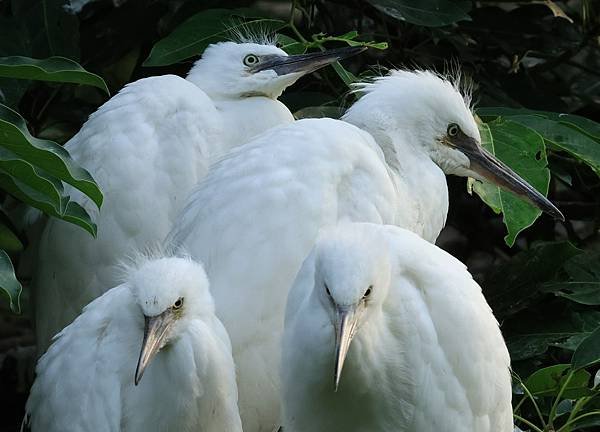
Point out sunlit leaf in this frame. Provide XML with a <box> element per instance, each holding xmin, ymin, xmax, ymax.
<box><xmin>474</xmin><ymin>120</ymin><xmax>551</xmax><ymax>246</ymax></box>
<box><xmin>525</xmin><ymin>364</ymin><xmax>591</xmax><ymax>398</ymax></box>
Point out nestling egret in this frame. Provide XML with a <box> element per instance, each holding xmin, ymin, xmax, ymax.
<box><xmin>342</xmin><ymin>70</ymin><xmax>563</xmax><ymax>241</ymax></box>
<box><xmin>25</xmin><ymin>255</ymin><xmax>242</xmax><ymax>432</ymax></box>
<box><xmin>281</xmin><ymin>222</ymin><xmax>513</xmax><ymax>432</ymax></box>
<box><xmin>166</xmin><ymin>70</ymin><xmax>558</xmax><ymax>431</ymax></box>
<box><xmin>33</xmin><ymin>38</ymin><xmax>365</xmax><ymax>354</ymax></box>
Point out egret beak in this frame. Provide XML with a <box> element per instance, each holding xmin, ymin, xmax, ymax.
<box><xmin>134</xmin><ymin>311</ymin><xmax>176</xmax><ymax>385</ymax></box>
<box><xmin>333</xmin><ymin>305</ymin><xmax>361</xmax><ymax>391</ymax></box>
<box><xmin>448</xmin><ymin>133</ymin><xmax>564</xmax><ymax>221</ymax></box>
<box><xmin>250</xmin><ymin>46</ymin><xmax>367</xmax><ymax>76</ymax></box>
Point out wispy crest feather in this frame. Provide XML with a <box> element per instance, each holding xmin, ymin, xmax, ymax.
<box><xmin>351</xmin><ymin>64</ymin><xmax>475</xmax><ymax>110</ymax></box>
<box><xmin>114</xmin><ymin>244</ymin><xmax>192</xmax><ymax>285</ymax></box>
<box><xmin>225</xmin><ymin>18</ymin><xmax>278</xmax><ymax>46</ymax></box>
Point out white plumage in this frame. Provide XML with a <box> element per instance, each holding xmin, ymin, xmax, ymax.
<box><xmin>281</xmin><ymin>222</ymin><xmax>513</xmax><ymax>432</ymax></box>
<box><xmin>33</xmin><ymin>41</ymin><xmax>362</xmax><ymax>353</ymax></box>
<box><xmin>25</xmin><ymin>256</ymin><xmax>242</xmax><ymax>432</ymax></box>
<box><xmin>167</xmin><ymin>70</ymin><xmax>556</xmax><ymax>431</ymax></box>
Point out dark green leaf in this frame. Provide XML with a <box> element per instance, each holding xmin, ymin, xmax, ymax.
<box><xmin>0</xmin><ymin>249</ymin><xmax>21</xmax><ymax>313</ymax></box>
<box><xmin>12</xmin><ymin>0</ymin><xmax>80</xmax><ymax>60</ymax></box>
<box><xmin>365</xmin><ymin>0</ymin><xmax>472</xmax><ymax>27</ymax></box>
<box><xmin>0</xmin><ymin>103</ymin><xmax>103</xmax><ymax>208</ymax></box>
<box><xmin>0</xmin><ymin>56</ymin><xmax>109</xmax><ymax>94</ymax></box>
<box><xmin>144</xmin><ymin>9</ymin><xmax>286</xmax><ymax>67</ymax></box>
<box><xmin>572</xmin><ymin>326</ymin><xmax>600</xmax><ymax>370</ymax></box>
<box><xmin>525</xmin><ymin>364</ymin><xmax>591</xmax><ymax>398</ymax></box>
<box><xmin>485</xmin><ymin>241</ymin><xmax>582</xmax><ymax>319</ymax></box>
<box><xmin>542</xmin><ymin>253</ymin><xmax>600</xmax><ymax>305</ymax></box>
<box><xmin>0</xmin><ymin>221</ymin><xmax>23</xmax><ymax>253</ymax></box>
<box><xmin>505</xmin><ymin>310</ymin><xmax>600</xmax><ymax>360</ymax></box>
<box><xmin>474</xmin><ymin>120</ymin><xmax>551</xmax><ymax>246</ymax></box>
<box><xmin>0</xmin><ymin>169</ymin><xmax>97</xmax><ymax>236</ymax></box>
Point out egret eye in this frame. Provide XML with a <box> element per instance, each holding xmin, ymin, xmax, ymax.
<box><xmin>363</xmin><ymin>285</ymin><xmax>373</xmax><ymax>299</ymax></box>
<box><xmin>243</xmin><ymin>54</ymin><xmax>259</xmax><ymax>67</ymax></box>
<box><xmin>325</xmin><ymin>284</ymin><xmax>331</xmax><ymax>298</ymax></box>
<box><xmin>447</xmin><ymin>123</ymin><xmax>460</xmax><ymax>137</ymax></box>
<box><xmin>172</xmin><ymin>297</ymin><xmax>184</xmax><ymax>310</ymax></box>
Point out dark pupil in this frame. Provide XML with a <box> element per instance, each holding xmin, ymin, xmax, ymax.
<box><xmin>365</xmin><ymin>288</ymin><xmax>372</xmax><ymax>297</ymax></box>
<box><xmin>174</xmin><ymin>299</ymin><xmax>182</xmax><ymax>307</ymax></box>
<box><xmin>449</xmin><ymin>126</ymin><xmax>458</xmax><ymax>135</ymax></box>
<box><xmin>247</xmin><ymin>56</ymin><xmax>256</xmax><ymax>64</ymax></box>
<box><xmin>325</xmin><ymin>285</ymin><xmax>331</xmax><ymax>296</ymax></box>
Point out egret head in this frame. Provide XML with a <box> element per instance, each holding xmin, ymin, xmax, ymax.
<box><xmin>312</xmin><ymin>225</ymin><xmax>392</xmax><ymax>391</ymax></box>
<box><xmin>127</xmin><ymin>256</ymin><xmax>213</xmax><ymax>385</ymax></box>
<box><xmin>186</xmin><ymin>41</ymin><xmax>365</xmax><ymax>100</ymax></box>
<box><xmin>345</xmin><ymin>70</ymin><xmax>563</xmax><ymax>220</ymax></box>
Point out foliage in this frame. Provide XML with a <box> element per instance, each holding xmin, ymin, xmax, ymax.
<box><xmin>0</xmin><ymin>0</ymin><xmax>599</xmax><ymax>430</ymax></box>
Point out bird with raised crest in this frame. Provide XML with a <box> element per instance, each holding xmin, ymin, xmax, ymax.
<box><xmin>25</xmin><ymin>255</ymin><xmax>242</xmax><ymax>432</ymax></box>
<box><xmin>166</xmin><ymin>69</ymin><xmax>558</xmax><ymax>432</ymax></box>
<box><xmin>33</xmin><ymin>35</ymin><xmax>365</xmax><ymax>354</ymax></box>
<box><xmin>281</xmin><ymin>222</ymin><xmax>512</xmax><ymax>432</ymax></box>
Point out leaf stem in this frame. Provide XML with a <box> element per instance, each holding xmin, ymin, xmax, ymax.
<box><xmin>513</xmin><ymin>414</ymin><xmax>544</xmax><ymax>432</ymax></box>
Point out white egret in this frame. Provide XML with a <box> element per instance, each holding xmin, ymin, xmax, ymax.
<box><xmin>25</xmin><ymin>255</ymin><xmax>242</xmax><ymax>432</ymax></box>
<box><xmin>281</xmin><ymin>222</ymin><xmax>513</xmax><ymax>432</ymax></box>
<box><xmin>33</xmin><ymin>39</ymin><xmax>364</xmax><ymax>353</ymax></box>
<box><xmin>166</xmin><ymin>70</ymin><xmax>558</xmax><ymax>431</ymax></box>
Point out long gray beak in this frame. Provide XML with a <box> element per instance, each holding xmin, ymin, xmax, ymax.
<box><xmin>452</xmin><ymin>135</ymin><xmax>564</xmax><ymax>221</ymax></box>
<box><xmin>251</xmin><ymin>46</ymin><xmax>367</xmax><ymax>76</ymax></box>
<box><xmin>134</xmin><ymin>311</ymin><xmax>175</xmax><ymax>385</ymax></box>
<box><xmin>333</xmin><ymin>305</ymin><xmax>360</xmax><ymax>391</ymax></box>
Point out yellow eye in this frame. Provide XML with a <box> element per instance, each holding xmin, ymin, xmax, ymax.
<box><xmin>447</xmin><ymin>123</ymin><xmax>460</xmax><ymax>137</ymax></box>
<box><xmin>243</xmin><ymin>54</ymin><xmax>259</xmax><ymax>66</ymax></box>
<box><xmin>172</xmin><ymin>297</ymin><xmax>184</xmax><ymax>310</ymax></box>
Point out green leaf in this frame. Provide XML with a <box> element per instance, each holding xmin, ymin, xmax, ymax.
<box><xmin>0</xmin><ymin>249</ymin><xmax>22</xmax><ymax>313</ymax></box>
<box><xmin>477</xmin><ymin>107</ymin><xmax>600</xmax><ymax>175</ymax></box>
<box><xmin>12</xmin><ymin>0</ymin><xmax>80</xmax><ymax>60</ymax></box>
<box><xmin>473</xmin><ymin>119</ymin><xmax>551</xmax><ymax>246</ymax></box>
<box><xmin>144</xmin><ymin>9</ymin><xmax>286</xmax><ymax>67</ymax></box>
<box><xmin>0</xmin><ymin>169</ymin><xmax>97</xmax><ymax>236</ymax></box>
<box><xmin>572</xmin><ymin>326</ymin><xmax>600</xmax><ymax>370</ymax></box>
<box><xmin>485</xmin><ymin>241</ymin><xmax>582</xmax><ymax>319</ymax></box>
<box><xmin>0</xmin><ymin>103</ymin><xmax>103</xmax><ymax>209</ymax></box>
<box><xmin>276</xmin><ymin>35</ymin><xmax>307</xmax><ymax>55</ymax></box>
<box><xmin>525</xmin><ymin>364</ymin><xmax>591</xmax><ymax>398</ymax></box>
<box><xmin>0</xmin><ymin>56</ymin><xmax>109</xmax><ymax>94</ymax></box>
<box><xmin>331</xmin><ymin>62</ymin><xmax>358</xmax><ymax>87</ymax></box>
<box><xmin>0</xmin><ymin>221</ymin><xmax>23</xmax><ymax>253</ymax></box>
<box><xmin>365</xmin><ymin>0</ymin><xmax>472</xmax><ymax>27</ymax></box>
<box><xmin>313</xmin><ymin>33</ymin><xmax>388</xmax><ymax>50</ymax></box>
<box><xmin>543</xmin><ymin>253</ymin><xmax>600</xmax><ymax>305</ymax></box>
<box><xmin>506</xmin><ymin>311</ymin><xmax>600</xmax><ymax>361</ymax></box>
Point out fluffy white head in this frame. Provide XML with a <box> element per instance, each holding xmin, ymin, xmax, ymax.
<box><xmin>126</xmin><ymin>255</ymin><xmax>214</xmax><ymax>334</ymax></box>
<box><xmin>313</xmin><ymin>224</ymin><xmax>392</xmax><ymax>318</ymax></box>
<box><xmin>186</xmin><ymin>42</ymin><xmax>301</xmax><ymax>100</ymax></box>
<box><xmin>344</xmin><ymin>70</ymin><xmax>480</xmax><ymax>177</ymax></box>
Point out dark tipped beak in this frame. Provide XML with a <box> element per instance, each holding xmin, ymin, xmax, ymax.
<box><xmin>333</xmin><ymin>305</ymin><xmax>360</xmax><ymax>391</ymax></box>
<box><xmin>251</xmin><ymin>46</ymin><xmax>367</xmax><ymax>76</ymax></box>
<box><xmin>134</xmin><ymin>311</ymin><xmax>175</xmax><ymax>385</ymax></box>
<box><xmin>452</xmin><ymin>135</ymin><xmax>564</xmax><ymax>221</ymax></box>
